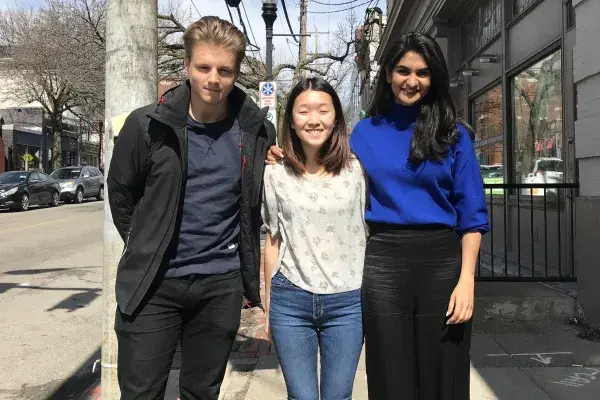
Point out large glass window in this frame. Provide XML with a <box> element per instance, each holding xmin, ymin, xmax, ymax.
<box><xmin>461</xmin><ymin>0</ymin><xmax>502</xmax><ymax>59</ymax></box>
<box><xmin>473</xmin><ymin>84</ymin><xmax>504</xmax><ymax>189</ymax></box>
<box><xmin>513</xmin><ymin>50</ymin><xmax>563</xmax><ymax>190</ymax></box>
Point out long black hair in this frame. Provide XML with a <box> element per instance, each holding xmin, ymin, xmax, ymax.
<box><xmin>368</xmin><ymin>32</ymin><xmax>459</xmax><ymax>164</ymax></box>
<box><xmin>281</xmin><ymin>76</ymin><xmax>351</xmax><ymax>176</ymax></box>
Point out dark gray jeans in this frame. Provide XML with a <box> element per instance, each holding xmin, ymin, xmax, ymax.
<box><xmin>115</xmin><ymin>269</ymin><xmax>243</xmax><ymax>400</ymax></box>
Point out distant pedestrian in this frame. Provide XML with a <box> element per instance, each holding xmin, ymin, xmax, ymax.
<box><xmin>107</xmin><ymin>16</ymin><xmax>275</xmax><ymax>400</ymax></box>
<box><xmin>261</xmin><ymin>77</ymin><xmax>367</xmax><ymax>400</ymax></box>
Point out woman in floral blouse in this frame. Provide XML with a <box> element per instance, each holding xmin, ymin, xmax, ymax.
<box><xmin>261</xmin><ymin>77</ymin><xmax>368</xmax><ymax>400</ymax></box>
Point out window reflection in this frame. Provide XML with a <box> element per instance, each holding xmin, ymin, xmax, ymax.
<box><xmin>513</xmin><ymin>50</ymin><xmax>563</xmax><ymax>195</ymax></box>
<box><xmin>473</xmin><ymin>84</ymin><xmax>504</xmax><ymax>194</ymax></box>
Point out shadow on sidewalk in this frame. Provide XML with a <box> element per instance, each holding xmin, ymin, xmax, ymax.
<box><xmin>0</xmin><ymin>282</ymin><xmax>100</xmax><ymax>311</ymax></box>
<box><xmin>45</xmin><ymin>346</ymin><xmax>100</xmax><ymax>400</ymax></box>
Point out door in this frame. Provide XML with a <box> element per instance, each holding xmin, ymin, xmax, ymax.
<box><xmin>90</xmin><ymin>168</ymin><xmax>102</xmax><ymax>194</ymax></box>
<box><xmin>27</xmin><ymin>173</ymin><xmax>43</xmax><ymax>204</ymax></box>
<box><xmin>81</xmin><ymin>167</ymin><xmax>94</xmax><ymax>197</ymax></box>
<box><xmin>38</xmin><ymin>173</ymin><xmax>54</xmax><ymax>203</ymax></box>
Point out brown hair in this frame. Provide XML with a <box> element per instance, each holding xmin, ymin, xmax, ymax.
<box><xmin>183</xmin><ymin>16</ymin><xmax>246</xmax><ymax>70</ymax></box>
<box><xmin>281</xmin><ymin>77</ymin><xmax>351</xmax><ymax>176</ymax></box>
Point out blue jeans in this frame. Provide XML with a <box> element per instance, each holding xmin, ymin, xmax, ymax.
<box><xmin>269</xmin><ymin>271</ymin><xmax>363</xmax><ymax>400</ymax></box>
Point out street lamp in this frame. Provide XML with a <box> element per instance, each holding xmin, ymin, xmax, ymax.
<box><xmin>262</xmin><ymin>0</ymin><xmax>278</xmax><ymax>80</ymax></box>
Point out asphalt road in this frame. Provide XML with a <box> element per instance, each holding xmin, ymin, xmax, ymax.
<box><xmin>0</xmin><ymin>200</ymin><xmax>104</xmax><ymax>400</ymax></box>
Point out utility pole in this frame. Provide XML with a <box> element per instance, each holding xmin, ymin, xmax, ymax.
<box><xmin>102</xmin><ymin>1</ymin><xmax>157</xmax><ymax>398</ymax></box>
<box><xmin>299</xmin><ymin>0</ymin><xmax>308</xmax><ymax>76</ymax></box>
<box><xmin>307</xmin><ymin>25</ymin><xmax>329</xmax><ymax>55</ymax></box>
<box><xmin>261</xmin><ymin>0</ymin><xmax>277</xmax><ymax>80</ymax></box>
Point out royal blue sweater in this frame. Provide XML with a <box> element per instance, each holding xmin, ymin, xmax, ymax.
<box><xmin>349</xmin><ymin>103</ymin><xmax>489</xmax><ymax>237</ymax></box>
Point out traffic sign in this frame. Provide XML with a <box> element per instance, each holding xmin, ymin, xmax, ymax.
<box><xmin>259</xmin><ymin>81</ymin><xmax>277</xmax><ymax>109</ymax></box>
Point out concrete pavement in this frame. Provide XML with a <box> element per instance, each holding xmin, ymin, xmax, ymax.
<box><xmin>9</xmin><ymin>202</ymin><xmax>594</xmax><ymax>400</ymax></box>
<box><xmin>140</xmin><ymin>265</ymin><xmax>600</xmax><ymax>399</ymax></box>
<box><xmin>0</xmin><ymin>201</ymin><xmax>103</xmax><ymax>400</ymax></box>
<box><xmin>213</xmin><ymin>317</ymin><xmax>600</xmax><ymax>400</ymax></box>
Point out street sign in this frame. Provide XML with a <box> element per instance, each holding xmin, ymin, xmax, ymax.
<box><xmin>259</xmin><ymin>81</ymin><xmax>278</xmax><ymax>109</ymax></box>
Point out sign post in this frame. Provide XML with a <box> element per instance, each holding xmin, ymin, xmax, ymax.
<box><xmin>259</xmin><ymin>81</ymin><xmax>278</xmax><ymax>142</ymax></box>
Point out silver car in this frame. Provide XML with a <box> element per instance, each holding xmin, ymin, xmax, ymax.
<box><xmin>50</xmin><ymin>166</ymin><xmax>104</xmax><ymax>203</ymax></box>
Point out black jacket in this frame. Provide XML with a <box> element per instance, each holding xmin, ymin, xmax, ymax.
<box><xmin>107</xmin><ymin>82</ymin><xmax>276</xmax><ymax>316</ymax></box>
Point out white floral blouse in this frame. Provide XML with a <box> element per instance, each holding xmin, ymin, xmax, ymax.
<box><xmin>261</xmin><ymin>156</ymin><xmax>368</xmax><ymax>294</ymax></box>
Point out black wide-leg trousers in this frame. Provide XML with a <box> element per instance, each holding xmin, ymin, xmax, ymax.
<box><xmin>362</xmin><ymin>224</ymin><xmax>472</xmax><ymax>400</ymax></box>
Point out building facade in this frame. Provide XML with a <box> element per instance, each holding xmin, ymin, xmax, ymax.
<box><xmin>0</xmin><ymin>107</ymin><xmax>101</xmax><ymax>172</ymax></box>
<box><xmin>363</xmin><ymin>0</ymin><xmax>600</xmax><ymax>324</ymax></box>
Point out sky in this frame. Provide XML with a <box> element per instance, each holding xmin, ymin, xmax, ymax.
<box><xmin>0</xmin><ymin>0</ymin><xmax>386</xmax><ymax>64</ymax></box>
<box><xmin>1</xmin><ymin>0</ymin><xmax>385</xmax><ymax>115</ymax></box>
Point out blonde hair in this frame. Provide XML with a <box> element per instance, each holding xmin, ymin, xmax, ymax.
<box><xmin>183</xmin><ymin>16</ymin><xmax>246</xmax><ymax>70</ymax></box>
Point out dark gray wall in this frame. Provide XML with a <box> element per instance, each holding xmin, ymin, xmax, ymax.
<box><xmin>573</xmin><ymin>0</ymin><xmax>600</xmax><ymax>325</ymax></box>
<box><xmin>575</xmin><ymin>197</ymin><xmax>600</xmax><ymax>323</ymax></box>
<box><xmin>469</xmin><ymin>38</ymin><xmax>503</xmax><ymax>95</ymax></box>
<box><xmin>507</xmin><ymin>0</ymin><xmax>563</xmax><ymax>69</ymax></box>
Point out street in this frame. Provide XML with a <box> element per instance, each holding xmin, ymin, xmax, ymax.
<box><xmin>0</xmin><ymin>201</ymin><xmax>103</xmax><ymax>400</ymax></box>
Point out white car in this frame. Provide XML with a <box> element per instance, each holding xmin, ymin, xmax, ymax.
<box><xmin>521</xmin><ymin>157</ymin><xmax>563</xmax><ymax>196</ymax></box>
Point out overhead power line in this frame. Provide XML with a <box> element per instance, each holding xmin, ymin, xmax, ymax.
<box><xmin>308</xmin><ymin>0</ymin><xmax>372</xmax><ymax>14</ymax></box>
<box><xmin>281</xmin><ymin>0</ymin><xmax>300</xmax><ymax>43</ymax></box>
<box><xmin>311</xmin><ymin>0</ymin><xmax>360</xmax><ymax>6</ymax></box>
<box><xmin>190</xmin><ymin>0</ymin><xmax>202</xmax><ymax>17</ymax></box>
<box><xmin>224</xmin><ymin>2</ymin><xmax>235</xmax><ymax>23</ymax></box>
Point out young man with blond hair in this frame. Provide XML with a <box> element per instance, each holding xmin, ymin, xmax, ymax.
<box><xmin>107</xmin><ymin>16</ymin><xmax>275</xmax><ymax>399</ymax></box>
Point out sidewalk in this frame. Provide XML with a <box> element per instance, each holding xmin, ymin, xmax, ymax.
<box><xmin>80</xmin><ymin>252</ymin><xmax>600</xmax><ymax>400</ymax></box>
<box><xmin>216</xmin><ymin>316</ymin><xmax>600</xmax><ymax>400</ymax></box>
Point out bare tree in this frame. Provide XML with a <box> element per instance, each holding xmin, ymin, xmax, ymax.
<box><xmin>156</xmin><ymin>9</ymin><xmax>360</xmax><ymax>90</ymax></box>
<box><xmin>0</xmin><ymin>0</ymin><xmax>106</xmax><ymax>169</ymax></box>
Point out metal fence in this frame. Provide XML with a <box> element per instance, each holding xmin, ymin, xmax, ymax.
<box><xmin>476</xmin><ymin>183</ymin><xmax>578</xmax><ymax>282</ymax></box>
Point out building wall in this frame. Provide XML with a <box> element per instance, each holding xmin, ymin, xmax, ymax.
<box><xmin>573</xmin><ymin>0</ymin><xmax>600</xmax><ymax>325</ymax></box>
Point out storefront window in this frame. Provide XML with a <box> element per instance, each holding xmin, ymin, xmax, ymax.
<box><xmin>513</xmin><ymin>50</ymin><xmax>563</xmax><ymax>193</ymax></box>
<box><xmin>473</xmin><ymin>84</ymin><xmax>504</xmax><ymax>194</ymax></box>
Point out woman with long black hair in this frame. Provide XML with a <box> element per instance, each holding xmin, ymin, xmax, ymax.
<box><xmin>349</xmin><ymin>32</ymin><xmax>489</xmax><ymax>399</ymax></box>
<box><xmin>267</xmin><ymin>32</ymin><xmax>488</xmax><ymax>399</ymax></box>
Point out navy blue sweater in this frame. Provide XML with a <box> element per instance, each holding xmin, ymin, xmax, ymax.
<box><xmin>166</xmin><ymin>114</ymin><xmax>242</xmax><ymax>277</ymax></box>
<box><xmin>349</xmin><ymin>103</ymin><xmax>489</xmax><ymax>236</ymax></box>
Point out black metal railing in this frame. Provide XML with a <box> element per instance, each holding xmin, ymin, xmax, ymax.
<box><xmin>476</xmin><ymin>183</ymin><xmax>578</xmax><ymax>282</ymax></box>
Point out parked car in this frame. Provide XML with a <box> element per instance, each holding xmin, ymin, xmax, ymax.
<box><xmin>50</xmin><ymin>166</ymin><xmax>104</xmax><ymax>203</ymax></box>
<box><xmin>0</xmin><ymin>171</ymin><xmax>61</xmax><ymax>211</ymax></box>
<box><xmin>480</xmin><ymin>164</ymin><xmax>504</xmax><ymax>195</ymax></box>
<box><xmin>521</xmin><ymin>157</ymin><xmax>564</xmax><ymax>196</ymax></box>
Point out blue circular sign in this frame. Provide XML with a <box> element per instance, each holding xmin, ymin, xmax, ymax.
<box><xmin>262</xmin><ymin>82</ymin><xmax>275</xmax><ymax>96</ymax></box>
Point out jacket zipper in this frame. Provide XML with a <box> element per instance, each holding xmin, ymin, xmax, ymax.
<box><xmin>122</xmin><ymin>227</ymin><xmax>132</xmax><ymax>256</ymax></box>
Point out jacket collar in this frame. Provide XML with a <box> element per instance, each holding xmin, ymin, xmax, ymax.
<box><xmin>148</xmin><ymin>80</ymin><xmax>269</xmax><ymax>137</ymax></box>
